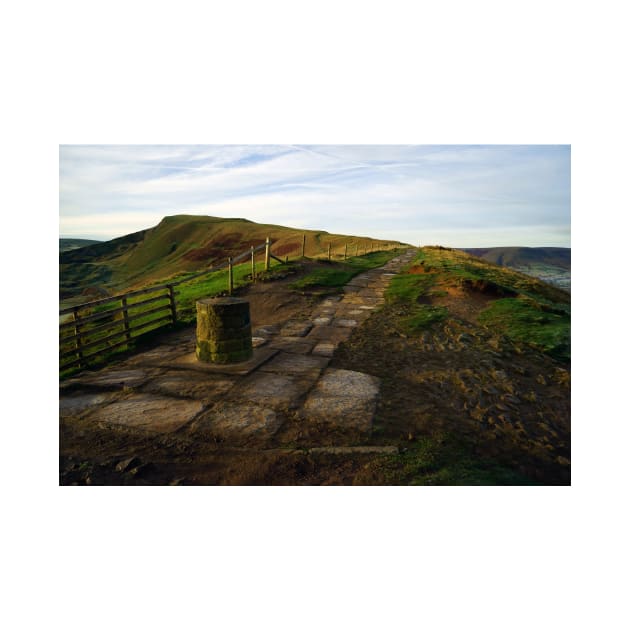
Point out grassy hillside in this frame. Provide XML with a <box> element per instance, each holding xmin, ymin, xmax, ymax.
<box><xmin>463</xmin><ymin>247</ymin><xmax>571</xmax><ymax>291</ymax></box>
<box><xmin>392</xmin><ymin>246</ymin><xmax>570</xmax><ymax>361</ymax></box>
<box><xmin>60</xmin><ymin>215</ymin><xmax>406</xmax><ymax>299</ymax></box>
<box><xmin>59</xmin><ymin>238</ymin><xmax>102</xmax><ymax>252</ymax></box>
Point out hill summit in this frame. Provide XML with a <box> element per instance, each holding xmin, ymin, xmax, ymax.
<box><xmin>59</xmin><ymin>214</ymin><xmax>406</xmax><ymax>299</ymax></box>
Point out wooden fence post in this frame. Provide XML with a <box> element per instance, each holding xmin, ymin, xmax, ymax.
<box><xmin>327</xmin><ymin>243</ymin><xmax>331</xmax><ymax>261</ymax></box>
<box><xmin>355</xmin><ymin>243</ymin><xmax>359</xmax><ymax>256</ymax></box>
<box><xmin>121</xmin><ymin>296</ymin><xmax>131</xmax><ymax>343</ymax></box>
<box><xmin>344</xmin><ymin>243</ymin><xmax>348</xmax><ymax>260</ymax></box>
<box><xmin>251</xmin><ymin>246</ymin><xmax>256</xmax><ymax>280</ymax></box>
<box><xmin>301</xmin><ymin>234</ymin><xmax>306</xmax><ymax>258</ymax></box>
<box><xmin>167</xmin><ymin>285</ymin><xmax>177</xmax><ymax>323</ymax></box>
<box><xmin>229</xmin><ymin>257</ymin><xmax>234</xmax><ymax>294</ymax></box>
<box><xmin>265</xmin><ymin>237</ymin><xmax>271</xmax><ymax>271</ymax></box>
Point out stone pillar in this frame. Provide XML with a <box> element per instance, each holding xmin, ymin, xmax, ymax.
<box><xmin>196</xmin><ymin>297</ymin><xmax>253</xmax><ymax>364</ymax></box>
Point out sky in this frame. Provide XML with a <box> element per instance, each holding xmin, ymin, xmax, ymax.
<box><xmin>59</xmin><ymin>144</ymin><xmax>570</xmax><ymax>248</ymax></box>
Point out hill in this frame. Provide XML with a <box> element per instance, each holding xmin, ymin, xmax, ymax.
<box><xmin>60</xmin><ymin>215</ymin><xmax>406</xmax><ymax>299</ymax></box>
<box><xmin>462</xmin><ymin>246</ymin><xmax>570</xmax><ymax>269</ymax></box>
<box><xmin>59</xmin><ymin>238</ymin><xmax>102</xmax><ymax>252</ymax></box>
<box><xmin>462</xmin><ymin>247</ymin><xmax>570</xmax><ymax>290</ymax></box>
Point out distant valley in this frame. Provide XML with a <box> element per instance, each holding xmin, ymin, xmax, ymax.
<box><xmin>59</xmin><ymin>238</ymin><xmax>103</xmax><ymax>252</ymax></box>
<box><xmin>462</xmin><ymin>247</ymin><xmax>570</xmax><ymax>290</ymax></box>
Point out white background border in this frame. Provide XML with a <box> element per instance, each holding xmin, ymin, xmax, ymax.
<box><xmin>3</xmin><ymin>1</ymin><xmax>628</xmax><ymax>628</ymax></box>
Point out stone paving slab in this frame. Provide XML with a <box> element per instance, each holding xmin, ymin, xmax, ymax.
<box><xmin>253</xmin><ymin>324</ymin><xmax>281</xmax><ymax>338</ymax></box>
<box><xmin>280</xmin><ymin>320</ymin><xmax>314</xmax><ymax>337</ymax></box>
<box><xmin>88</xmin><ymin>394</ymin><xmax>204</xmax><ymax>433</ymax></box>
<box><xmin>300</xmin><ymin>368</ymin><xmax>381</xmax><ymax>432</ymax></box>
<box><xmin>311</xmin><ymin>342</ymin><xmax>337</xmax><ymax>357</ymax></box>
<box><xmin>141</xmin><ymin>370</ymin><xmax>237</xmax><ymax>402</ymax></box>
<box><xmin>306</xmin><ymin>326</ymin><xmax>353</xmax><ymax>343</ymax></box>
<box><xmin>64</xmin><ymin>369</ymin><xmax>151</xmax><ymax>391</ymax></box>
<box><xmin>125</xmin><ymin>346</ymin><xmax>190</xmax><ymax>364</ymax></box>
<box><xmin>313</xmin><ymin>316</ymin><xmax>332</xmax><ymax>326</ymax></box>
<box><xmin>341</xmin><ymin>296</ymin><xmax>381</xmax><ymax>305</ymax></box>
<box><xmin>332</xmin><ymin>318</ymin><xmax>358</xmax><ymax>328</ymax></box>
<box><xmin>59</xmin><ymin>392</ymin><xmax>120</xmax><ymax>417</ymax></box>
<box><xmin>308</xmin><ymin>446</ymin><xmax>399</xmax><ymax>455</ymax></box>
<box><xmin>236</xmin><ymin>370</ymin><xmax>321</xmax><ymax>409</ymax></box>
<box><xmin>159</xmin><ymin>346</ymin><xmax>279</xmax><ymax>375</ymax></box>
<box><xmin>189</xmin><ymin>402</ymin><xmax>283</xmax><ymax>441</ymax></box>
<box><xmin>259</xmin><ymin>352</ymin><xmax>330</xmax><ymax>375</ymax></box>
<box><xmin>268</xmin><ymin>337</ymin><xmax>317</xmax><ymax>354</ymax></box>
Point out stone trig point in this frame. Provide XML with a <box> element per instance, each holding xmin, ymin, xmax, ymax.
<box><xmin>196</xmin><ymin>297</ymin><xmax>253</xmax><ymax>364</ymax></box>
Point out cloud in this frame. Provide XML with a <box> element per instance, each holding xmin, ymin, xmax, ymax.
<box><xmin>59</xmin><ymin>145</ymin><xmax>571</xmax><ymax>247</ymax></box>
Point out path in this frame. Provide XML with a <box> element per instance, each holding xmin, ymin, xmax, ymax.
<box><xmin>60</xmin><ymin>250</ymin><xmax>417</xmax><ymax>449</ymax></box>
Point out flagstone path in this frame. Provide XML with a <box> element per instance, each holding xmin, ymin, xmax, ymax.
<box><xmin>60</xmin><ymin>250</ymin><xmax>417</xmax><ymax>445</ymax></box>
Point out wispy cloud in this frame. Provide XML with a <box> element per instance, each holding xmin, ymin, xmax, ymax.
<box><xmin>59</xmin><ymin>145</ymin><xmax>570</xmax><ymax>247</ymax></box>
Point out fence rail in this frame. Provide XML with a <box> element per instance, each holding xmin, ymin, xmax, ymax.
<box><xmin>59</xmin><ymin>284</ymin><xmax>179</xmax><ymax>369</ymax></box>
<box><xmin>60</xmin><ymin>235</ymin><xmax>402</xmax><ymax>371</ymax></box>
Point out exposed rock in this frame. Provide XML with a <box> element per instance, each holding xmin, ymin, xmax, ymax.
<box><xmin>115</xmin><ymin>456</ymin><xmax>142</xmax><ymax>473</ymax></box>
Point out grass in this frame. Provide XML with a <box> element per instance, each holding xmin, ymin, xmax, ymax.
<box><xmin>399</xmin><ymin>305</ymin><xmax>448</xmax><ymax>333</ymax></box>
<box><xmin>60</xmin><ymin>214</ymin><xmax>408</xmax><ymax>294</ymax></box>
<box><xmin>478</xmin><ymin>297</ymin><xmax>570</xmax><ymax>361</ymax></box>
<box><xmin>418</xmin><ymin>246</ymin><xmax>570</xmax><ymax>306</ymax></box>
<box><xmin>384</xmin><ymin>257</ymin><xmax>448</xmax><ymax>334</ymax></box>
<box><xmin>289</xmin><ymin>249</ymin><xmax>404</xmax><ymax>291</ymax></box>
<box><xmin>174</xmin><ymin>259</ymin><xmax>281</xmax><ymax>321</ymax></box>
<box><xmin>389</xmin><ymin>247</ymin><xmax>571</xmax><ymax>360</ymax></box>
<box><xmin>374</xmin><ymin>434</ymin><xmax>536</xmax><ymax>485</ymax></box>
<box><xmin>386</xmin><ymin>273</ymin><xmax>435</xmax><ymax>303</ymax></box>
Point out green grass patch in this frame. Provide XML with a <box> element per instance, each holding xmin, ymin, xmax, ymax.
<box><xmin>378</xmin><ymin>434</ymin><xmax>536</xmax><ymax>485</ymax></box>
<box><xmin>290</xmin><ymin>249</ymin><xmax>403</xmax><ymax>291</ymax></box>
<box><xmin>399</xmin><ymin>305</ymin><xmax>448</xmax><ymax>333</ymax></box>
<box><xmin>419</xmin><ymin>246</ymin><xmax>570</xmax><ymax>306</ymax></box>
<box><xmin>174</xmin><ymin>259</ymin><xmax>276</xmax><ymax>321</ymax></box>
<box><xmin>478</xmin><ymin>297</ymin><xmax>570</xmax><ymax>361</ymax></box>
<box><xmin>386</xmin><ymin>273</ymin><xmax>435</xmax><ymax>303</ymax></box>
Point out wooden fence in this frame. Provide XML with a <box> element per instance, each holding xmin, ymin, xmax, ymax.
<box><xmin>59</xmin><ymin>241</ymin><xmax>270</xmax><ymax>370</ymax></box>
<box><xmin>59</xmin><ymin>235</ymin><xmax>401</xmax><ymax>370</ymax></box>
<box><xmin>59</xmin><ymin>283</ymin><xmax>179</xmax><ymax>370</ymax></box>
